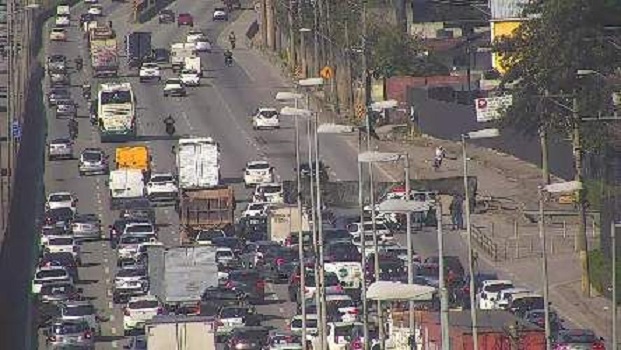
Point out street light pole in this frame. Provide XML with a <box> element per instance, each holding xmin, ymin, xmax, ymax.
<box><xmin>437</xmin><ymin>200</ymin><xmax>450</xmax><ymax>349</ymax></box>
<box><xmin>294</xmin><ymin>112</ymin><xmax>308</xmax><ymax>350</ymax></box>
<box><xmin>358</xmin><ymin>159</ymin><xmax>369</xmax><ymax>350</ymax></box>
<box><xmin>538</xmin><ymin>186</ymin><xmax>552</xmax><ymax>350</ymax></box>
<box><xmin>404</xmin><ymin>155</ymin><xmax>415</xmax><ymax>336</ymax></box>
<box><xmin>462</xmin><ymin>135</ymin><xmax>478</xmax><ymax>349</ymax></box>
<box><xmin>612</xmin><ymin>222</ymin><xmax>618</xmax><ymax>350</ymax></box>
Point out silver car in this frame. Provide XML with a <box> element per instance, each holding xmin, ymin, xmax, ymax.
<box><xmin>78</xmin><ymin>148</ymin><xmax>108</xmax><ymax>176</ymax></box>
<box><xmin>46</xmin><ymin>319</ymin><xmax>94</xmax><ymax>349</ymax></box>
<box><xmin>48</xmin><ymin>138</ymin><xmax>73</xmax><ymax>161</ymax></box>
<box><xmin>71</xmin><ymin>213</ymin><xmax>102</xmax><ymax>241</ymax></box>
<box><xmin>60</xmin><ymin>300</ymin><xmax>102</xmax><ymax>335</ymax></box>
<box><xmin>55</xmin><ymin>100</ymin><xmax>77</xmax><ymax>119</ymax></box>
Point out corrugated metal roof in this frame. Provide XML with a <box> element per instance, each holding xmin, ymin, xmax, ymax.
<box><xmin>490</xmin><ymin>0</ymin><xmax>529</xmax><ymax>20</ymax></box>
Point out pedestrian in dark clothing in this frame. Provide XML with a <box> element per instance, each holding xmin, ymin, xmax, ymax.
<box><xmin>450</xmin><ymin>195</ymin><xmax>465</xmax><ymax>230</ymax></box>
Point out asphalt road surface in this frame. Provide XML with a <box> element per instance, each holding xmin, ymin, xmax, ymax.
<box><xmin>0</xmin><ymin>0</ymin><xmax>584</xmax><ymax>348</ymax></box>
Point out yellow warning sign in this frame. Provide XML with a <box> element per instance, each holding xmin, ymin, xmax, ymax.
<box><xmin>320</xmin><ymin>66</ymin><xmax>334</xmax><ymax>79</ymax></box>
<box><xmin>294</xmin><ymin>65</ymin><xmax>302</xmax><ymax>79</ymax></box>
<box><xmin>355</xmin><ymin>104</ymin><xmax>365</xmax><ymax>118</ymax></box>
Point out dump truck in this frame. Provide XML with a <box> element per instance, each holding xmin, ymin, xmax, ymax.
<box><xmin>146</xmin><ymin>315</ymin><xmax>216</xmax><ymax>350</ymax></box>
<box><xmin>107</xmin><ymin>146</ymin><xmax>150</xmax><ymax>209</ymax></box>
<box><xmin>89</xmin><ymin>26</ymin><xmax>118</xmax><ymax>77</ymax></box>
<box><xmin>147</xmin><ymin>246</ymin><xmax>219</xmax><ymax>313</ymax></box>
<box><xmin>179</xmin><ymin>186</ymin><xmax>235</xmax><ymax>243</ymax></box>
<box><xmin>267</xmin><ymin>205</ymin><xmax>310</xmax><ymax>244</ymax></box>
<box><xmin>96</xmin><ymin>83</ymin><xmax>137</xmax><ymax>142</ymax></box>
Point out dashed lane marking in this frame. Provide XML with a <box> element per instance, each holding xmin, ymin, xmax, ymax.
<box><xmin>107</xmin><ymin>289</ymin><xmax>112</xmax><ymax>297</ymax></box>
<box><xmin>180</xmin><ymin>111</ymin><xmax>194</xmax><ymax>131</ymax></box>
<box><xmin>279</xmin><ymin>307</ymin><xmax>284</xmax><ymax>313</ymax></box>
<box><xmin>111</xmin><ymin>327</ymin><xmax>117</xmax><ymax>335</ymax></box>
<box><xmin>112</xmin><ymin>341</ymin><xmax>118</xmax><ymax>348</ymax></box>
<box><xmin>108</xmin><ymin>301</ymin><xmax>113</xmax><ymax>310</ymax></box>
<box><xmin>106</xmin><ymin>278</ymin><xmax>111</xmax><ymax>284</ymax></box>
<box><xmin>104</xmin><ymin>266</ymin><xmax>110</xmax><ymax>275</ymax></box>
<box><xmin>103</xmin><ymin>258</ymin><xmax>108</xmax><ymax>263</ymax></box>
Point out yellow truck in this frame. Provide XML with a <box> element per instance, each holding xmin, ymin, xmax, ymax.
<box><xmin>115</xmin><ymin>146</ymin><xmax>150</xmax><ymax>171</ymax></box>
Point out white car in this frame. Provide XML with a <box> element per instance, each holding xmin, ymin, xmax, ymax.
<box><xmin>87</xmin><ymin>5</ymin><xmax>102</xmax><ymax>16</ymax></box>
<box><xmin>43</xmin><ymin>236</ymin><xmax>81</xmax><ymax>264</ymax></box>
<box><xmin>186</xmin><ymin>30</ymin><xmax>203</xmax><ymax>43</ymax></box>
<box><xmin>163</xmin><ymin>78</ymin><xmax>186</xmax><ymax>97</ymax></box>
<box><xmin>216</xmin><ymin>247</ymin><xmax>235</xmax><ymax>265</ymax></box>
<box><xmin>179</xmin><ymin>69</ymin><xmax>200</xmax><ymax>86</ymax></box>
<box><xmin>50</xmin><ymin>28</ymin><xmax>67</xmax><ymax>41</ymax></box>
<box><xmin>123</xmin><ymin>295</ymin><xmax>162</xmax><ymax>335</ymax></box>
<box><xmin>346</xmin><ymin>221</ymin><xmax>392</xmax><ymax>240</ymax></box>
<box><xmin>146</xmin><ymin>173</ymin><xmax>178</xmax><ymax>201</ymax></box>
<box><xmin>253</xmin><ymin>183</ymin><xmax>284</xmax><ymax>203</ymax></box>
<box><xmin>55</xmin><ymin>15</ymin><xmax>70</xmax><ymax>27</ymax></box>
<box><xmin>217</xmin><ymin>306</ymin><xmax>249</xmax><ymax>334</ymax></box>
<box><xmin>139</xmin><ymin>63</ymin><xmax>161</xmax><ymax>82</ymax></box>
<box><xmin>252</xmin><ymin>108</ymin><xmax>280</xmax><ymax>130</ymax></box>
<box><xmin>123</xmin><ymin>222</ymin><xmax>156</xmax><ymax>237</ymax></box>
<box><xmin>46</xmin><ymin>192</ymin><xmax>77</xmax><ymax>212</ymax></box>
<box><xmin>243</xmin><ymin>160</ymin><xmax>274</xmax><ymax>187</ymax></box>
<box><xmin>193</xmin><ymin>37</ymin><xmax>212</xmax><ymax>52</ymax></box>
<box><xmin>32</xmin><ymin>265</ymin><xmax>72</xmax><ymax>294</ymax></box>
<box><xmin>117</xmin><ymin>234</ymin><xmax>155</xmax><ymax>259</ymax></box>
<box><xmin>478</xmin><ymin>280</ymin><xmax>514</xmax><ymax>309</ymax></box>
<box><xmin>242</xmin><ymin>202</ymin><xmax>270</xmax><ymax>218</ymax></box>
<box><xmin>212</xmin><ymin>7</ymin><xmax>229</xmax><ymax>21</ymax></box>
<box><xmin>114</xmin><ymin>267</ymin><xmax>149</xmax><ymax>296</ymax></box>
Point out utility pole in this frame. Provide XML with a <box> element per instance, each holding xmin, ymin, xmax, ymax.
<box><xmin>261</xmin><ymin>0</ymin><xmax>268</xmax><ymax>48</ymax></box>
<box><xmin>325</xmin><ymin>0</ymin><xmax>338</xmax><ymax>111</ymax></box>
<box><xmin>344</xmin><ymin>22</ymin><xmax>354</xmax><ymax>114</ymax></box>
<box><xmin>361</xmin><ymin>1</ymin><xmax>371</xmax><ymax>111</ymax></box>
<box><xmin>437</xmin><ymin>201</ymin><xmax>450</xmax><ymax>349</ymax></box>
<box><xmin>395</xmin><ymin>0</ymin><xmax>408</xmax><ymax>34</ymax></box>
<box><xmin>312</xmin><ymin>0</ymin><xmax>320</xmax><ymax>75</ymax></box>
<box><xmin>266</xmin><ymin>0</ymin><xmax>276</xmax><ymax>50</ymax></box>
<box><xmin>540</xmin><ymin>127</ymin><xmax>550</xmax><ymax>185</ymax></box>
<box><xmin>610</xmin><ymin>222</ymin><xmax>617</xmax><ymax>350</ymax></box>
<box><xmin>573</xmin><ymin>96</ymin><xmax>590</xmax><ymax>297</ymax></box>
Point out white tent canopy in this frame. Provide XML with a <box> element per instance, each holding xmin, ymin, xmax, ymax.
<box><xmin>367</xmin><ymin>281</ymin><xmax>436</xmax><ymax>301</ymax></box>
<box><xmin>376</xmin><ymin>199</ymin><xmax>430</xmax><ymax>213</ymax></box>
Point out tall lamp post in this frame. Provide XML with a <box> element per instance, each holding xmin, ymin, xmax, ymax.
<box><xmin>610</xmin><ymin>222</ymin><xmax>619</xmax><ymax>350</ymax></box>
<box><xmin>358</xmin><ymin>151</ymin><xmax>404</xmax><ymax>350</ymax></box>
<box><xmin>280</xmin><ymin>105</ymin><xmax>312</xmax><ymax>350</ymax></box>
<box><xmin>539</xmin><ymin>180</ymin><xmax>584</xmax><ymax>350</ymax></box>
<box><xmin>461</xmin><ymin>127</ymin><xmax>500</xmax><ymax>349</ymax></box>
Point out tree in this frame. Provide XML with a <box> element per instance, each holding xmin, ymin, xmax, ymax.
<box><xmin>494</xmin><ymin>0</ymin><xmax>621</xmax><ymax>297</ymax></box>
<box><xmin>366</xmin><ymin>16</ymin><xmax>448</xmax><ymax>77</ymax></box>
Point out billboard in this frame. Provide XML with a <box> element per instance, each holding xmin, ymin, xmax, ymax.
<box><xmin>475</xmin><ymin>95</ymin><xmax>513</xmax><ymax>122</ymax></box>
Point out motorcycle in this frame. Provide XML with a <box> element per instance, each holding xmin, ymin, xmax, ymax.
<box><xmin>225</xmin><ymin>56</ymin><xmax>233</xmax><ymax>67</ymax></box>
<box><xmin>230</xmin><ymin>39</ymin><xmax>236</xmax><ymax>50</ymax></box>
<box><xmin>75</xmin><ymin>59</ymin><xmax>83</xmax><ymax>71</ymax></box>
<box><xmin>165</xmin><ymin>122</ymin><xmax>175</xmax><ymax>136</ymax></box>
<box><xmin>69</xmin><ymin>124</ymin><xmax>78</xmax><ymax>140</ymax></box>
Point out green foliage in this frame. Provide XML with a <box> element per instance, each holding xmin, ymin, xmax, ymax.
<box><xmin>588</xmin><ymin>249</ymin><xmax>621</xmax><ymax>304</ymax></box>
<box><xmin>366</xmin><ymin>16</ymin><xmax>449</xmax><ymax>77</ymax></box>
<box><xmin>493</xmin><ymin>0</ymin><xmax>620</xmax><ymax>143</ymax></box>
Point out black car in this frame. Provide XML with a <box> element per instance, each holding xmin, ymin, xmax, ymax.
<box><xmin>79</xmin><ymin>13</ymin><xmax>95</xmax><ymax>25</ymax></box>
<box><xmin>55</xmin><ymin>99</ymin><xmax>77</xmax><ymax>119</ymax></box>
<box><xmin>236</xmin><ymin>216</ymin><xmax>268</xmax><ymax>242</ymax></box>
<box><xmin>49</xmin><ymin>72</ymin><xmax>70</xmax><ymax>87</ymax></box>
<box><xmin>151</xmin><ymin>48</ymin><xmax>170</xmax><ymax>64</ymax></box>
<box><xmin>47</xmin><ymin>54</ymin><xmax>67</xmax><ymax>73</ymax></box>
<box><xmin>227</xmin><ymin>327</ymin><xmax>270</xmax><ymax>350</ymax></box>
<box><xmin>47</xmin><ymin>88</ymin><xmax>71</xmax><ymax>106</ymax></box>
<box><xmin>224</xmin><ymin>270</ymin><xmax>266</xmax><ymax>303</ymax></box>
<box><xmin>324</xmin><ymin>242</ymin><xmax>361</xmax><ymax>263</ymax></box>
<box><xmin>212</xmin><ymin>237</ymin><xmax>244</xmax><ymax>255</ymax></box>
<box><xmin>158</xmin><ymin>9</ymin><xmax>174</xmax><ymax>23</ymax></box>
<box><xmin>298</xmin><ymin>161</ymin><xmax>329</xmax><ymax>182</ymax></box>
<box><xmin>200</xmin><ymin>286</ymin><xmax>248</xmax><ymax>316</ymax></box>
<box><xmin>39</xmin><ymin>252</ymin><xmax>79</xmax><ymax>282</ymax></box>
<box><xmin>44</xmin><ymin>207</ymin><xmax>75</xmax><ymax>228</ymax></box>
<box><xmin>38</xmin><ymin>282</ymin><xmax>82</xmax><ymax>304</ymax></box>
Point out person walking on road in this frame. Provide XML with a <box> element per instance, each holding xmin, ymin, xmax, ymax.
<box><xmin>433</xmin><ymin>146</ymin><xmax>445</xmax><ymax>170</ymax></box>
<box><xmin>450</xmin><ymin>194</ymin><xmax>464</xmax><ymax>230</ymax></box>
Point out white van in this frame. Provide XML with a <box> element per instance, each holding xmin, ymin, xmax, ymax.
<box><xmin>478</xmin><ymin>279</ymin><xmax>514</xmax><ymax>310</ymax></box>
<box><xmin>56</xmin><ymin>5</ymin><xmax>70</xmax><ymax>16</ymax></box>
<box><xmin>496</xmin><ymin>287</ymin><xmax>531</xmax><ymax>309</ymax></box>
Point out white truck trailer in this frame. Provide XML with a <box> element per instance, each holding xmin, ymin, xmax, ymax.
<box><xmin>146</xmin><ymin>315</ymin><xmax>216</xmax><ymax>350</ymax></box>
<box><xmin>268</xmin><ymin>205</ymin><xmax>310</xmax><ymax>244</ymax></box>
<box><xmin>176</xmin><ymin>137</ymin><xmax>221</xmax><ymax>190</ymax></box>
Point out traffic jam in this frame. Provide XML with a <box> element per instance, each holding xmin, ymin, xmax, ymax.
<box><xmin>32</xmin><ymin>0</ymin><xmax>607</xmax><ymax>349</ymax></box>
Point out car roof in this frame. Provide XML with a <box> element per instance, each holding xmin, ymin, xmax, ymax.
<box><xmin>292</xmin><ymin>314</ymin><xmax>318</xmax><ymax>320</ymax></box>
<box><xmin>150</xmin><ymin>172</ymin><xmax>174</xmax><ymax>177</ymax></box>
<box><xmin>49</xmin><ymin>191</ymin><xmax>72</xmax><ymax>196</ymax></box>
<box><xmin>129</xmin><ymin>295</ymin><xmax>158</xmax><ymax>302</ymax></box>
<box><xmin>258</xmin><ymin>107</ymin><xmax>277</xmax><ymax>112</ymax></box>
<box><xmin>49</xmin><ymin>138</ymin><xmax>71</xmax><ymax>144</ymax></box>
<box><xmin>63</xmin><ymin>299</ymin><xmax>93</xmax><ymax>307</ymax></box>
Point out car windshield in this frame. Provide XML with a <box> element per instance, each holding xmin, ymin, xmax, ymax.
<box><xmin>64</xmin><ymin>304</ymin><xmax>95</xmax><ymax>316</ymax></box>
<box><xmin>182</xmin><ymin>69</ymin><xmax>197</xmax><ymax>74</ymax></box>
<box><xmin>49</xmin><ymin>194</ymin><xmax>71</xmax><ymax>202</ymax></box>
<box><xmin>36</xmin><ymin>269</ymin><xmax>67</xmax><ymax>279</ymax></box>
<box><xmin>559</xmin><ymin>331</ymin><xmax>597</xmax><ymax>344</ymax></box>
<box><xmin>417</xmin><ymin>265</ymin><xmax>439</xmax><ymax>278</ymax></box>
<box><xmin>248</xmin><ymin>204</ymin><xmax>265</xmax><ymax>211</ymax></box>
<box><xmin>221</xmin><ymin>307</ymin><xmax>247</xmax><ymax>318</ymax></box>
<box><xmin>81</xmin><ymin>151</ymin><xmax>101</xmax><ymax>162</ymax></box>
<box><xmin>167</xmin><ymin>79</ymin><xmax>181</xmax><ymax>84</ymax></box>
<box><xmin>485</xmin><ymin>283</ymin><xmax>513</xmax><ymax>293</ymax></box>
<box><xmin>120</xmin><ymin>235</ymin><xmax>150</xmax><ymax>245</ymax></box>
<box><xmin>150</xmin><ymin>175</ymin><xmax>173</xmax><ymax>183</ymax></box>
<box><xmin>41</xmin><ymin>283</ymin><xmax>73</xmax><ymax>295</ymax></box>
<box><xmin>327</xmin><ymin>298</ymin><xmax>355</xmax><ymax>309</ymax></box>
<box><xmin>334</xmin><ymin>324</ymin><xmax>359</xmax><ymax>337</ymax></box>
<box><xmin>116</xmin><ymin>268</ymin><xmax>146</xmax><ymax>278</ymax></box>
<box><xmin>217</xmin><ymin>250</ymin><xmax>234</xmax><ymax>259</ymax></box>
<box><xmin>52</xmin><ymin>322</ymin><xmax>87</xmax><ymax>334</ymax></box>
<box><xmin>125</xmin><ymin>225</ymin><xmax>153</xmax><ymax>234</ymax></box>
<box><xmin>261</xmin><ymin>185</ymin><xmax>281</xmax><ymax>194</ymax></box>
<box><xmin>197</xmin><ymin>230</ymin><xmax>224</xmax><ymax>241</ymax></box>
<box><xmin>100</xmin><ymin>90</ymin><xmax>131</xmax><ymax>104</ymax></box>
<box><xmin>259</xmin><ymin>110</ymin><xmax>278</xmax><ymax>118</ymax></box>
<box><xmin>292</xmin><ymin>318</ymin><xmax>318</xmax><ymax>329</ymax></box>
<box><xmin>129</xmin><ymin>300</ymin><xmax>159</xmax><ymax>309</ymax></box>
<box><xmin>247</xmin><ymin>163</ymin><xmax>270</xmax><ymax>170</ymax></box>
<box><xmin>49</xmin><ymin>237</ymin><xmax>73</xmax><ymax>245</ymax></box>
<box><xmin>215</xmin><ymin>7</ymin><xmax>226</xmax><ymax>11</ymax></box>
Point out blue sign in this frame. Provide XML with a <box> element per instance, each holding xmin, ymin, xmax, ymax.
<box><xmin>11</xmin><ymin>120</ymin><xmax>21</xmax><ymax>140</ymax></box>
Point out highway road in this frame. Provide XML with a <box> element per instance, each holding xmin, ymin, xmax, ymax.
<box><xmin>0</xmin><ymin>0</ymin><xmax>587</xmax><ymax>349</ymax></box>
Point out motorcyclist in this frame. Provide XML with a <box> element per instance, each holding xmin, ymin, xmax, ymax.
<box><xmin>224</xmin><ymin>50</ymin><xmax>233</xmax><ymax>65</ymax></box>
<box><xmin>68</xmin><ymin>118</ymin><xmax>78</xmax><ymax>138</ymax></box>
<box><xmin>228</xmin><ymin>31</ymin><xmax>236</xmax><ymax>49</ymax></box>
<box><xmin>164</xmin><ymin>115</ymin><xmax>175</xmax><ymax>135</ymax></box>
<box><xmin>75</xmin><ymin>57</ymin><xmax>83</xmax><ymax>71</ymax></box>
<box><xmin>82</xmin><ymin>83</ymin><xmax>91</xmax><ymax>99</ymax></box>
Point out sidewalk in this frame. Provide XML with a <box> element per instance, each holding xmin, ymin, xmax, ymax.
<box><xmin>225</xmin><ymin>8</ymin><xmax>618</xmax><ymax>343</ymax></box>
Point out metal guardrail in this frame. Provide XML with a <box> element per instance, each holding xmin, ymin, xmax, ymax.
<box><xmin>471</xmin><ymin>225</ymin><xmax>500</xmax><ymax>262</ymax></box>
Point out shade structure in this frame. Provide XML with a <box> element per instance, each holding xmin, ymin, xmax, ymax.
<box><xmin>376</xmin><ymin>199</ymin><xmax>429</xmax><ymax>213</ymax></box>
<box><xmin>298</xmin><ymin>77</ymin><xmax>324</xmax><ymax>87</ymax></box>
<box><xmin>358</xmin><ymin>151</ymin><xmax>401</xmax><ymax>163</ymax></box>
<box><xmin>367</xmin><ymin>281</ymin><xmax>436</xmax><ymax>301</ymax></box>
<box><xmin>275</xmin><ymin>92</ymin><xmax>303</xmax><ymax>101</ymax></box>
<box><xmin>317</xmin><ymin>123</ymin><xmax>356</xmax><ymax>134</ymax></box>
<box><xmin>280</xmin><ymin>107</ymin><xmax>312</xmax><ymax>117</ymax></box>
<box><xmin>370</xmin><ymin>100</ymin><xmax>398</xmax><ymax>111</ymax></box>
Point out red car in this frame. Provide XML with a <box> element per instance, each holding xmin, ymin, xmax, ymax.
<box><xmin>177</xmin><ymin>13</ymin><xmax>193</xmax><ymax>27</ymax></box>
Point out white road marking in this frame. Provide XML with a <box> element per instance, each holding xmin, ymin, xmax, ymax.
<box><xmin>107</xmin><ymin>289</ymin><xmax>112</xmax><ymax>297</ymax></box>
<box><xmin>108</xmin><ymin>301</ymin><xmax>113</xmax><ymax>309</ymax></box>
<box><xmin>104</xmin><ymin>266</ymin><xmax>110</xmax><ymax>274</ymax></box>
<box><xmin>103</xmin><ymin>258</ymin><xmax>108</xmax><ymax>263</ymax></box>
<box><xmin>110</xmin><ymin>315</ymin><xmax>115</xmax><ymax>322</ymax></box>
<box><xmin>106</xmin><ymin>278</ymin><xmax>111</xmax><ymax>284</ymax></box>
<box><xmin>111</xmin><ymin>327</ymin><xmax>117</xmax><ymax>335</ymax></box>
<box><xmin>112</xmin><ymin>341</ymin><xmax>118</xmax><ymax>348</ymax></box>
<box><xmin>180</xmin><ymin>111</ymin><xmax>194</xmax><ymax>131</ymax></box>
<box><xmin>279</xmin><ymin>307</ymin><xmax>284</xmax><ymax>313</ymax></box>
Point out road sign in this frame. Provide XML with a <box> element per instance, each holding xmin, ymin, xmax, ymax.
<box><xmin>11</xmin><ymin>120</ymin><xmax>21</xmax><ymax>140</ymax></box>
<box><xmin>320</xmin><ymin>66</ymin><xmax>334</xmax><ymax>80</ymax></box>
<box><xmin>355</xmin><ymin>104</ymin><xmax>365</xmax><ymax>119</ymax></box>
<box><xmin>474</xmin><ymin>95</ymin><xmax>513</xmax><ymax>122</ymax></box>
<box><xmin>294</xmin><ymin>65</ymin><xmax>302</xmax><ymax>79</ymax></box>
